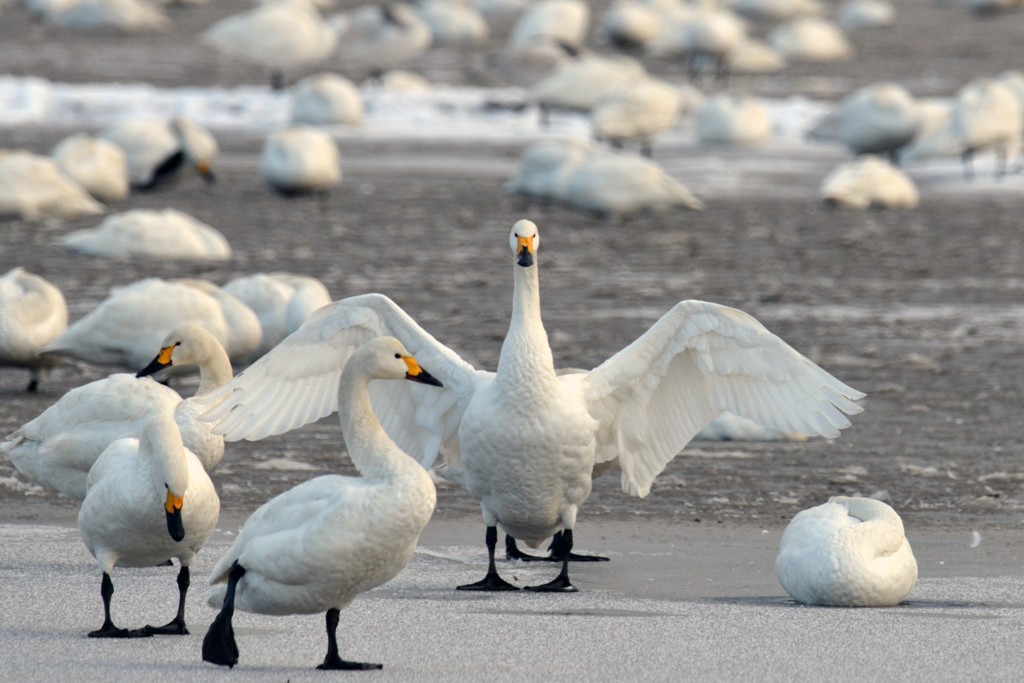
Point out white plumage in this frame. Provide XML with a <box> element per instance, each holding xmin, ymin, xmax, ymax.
<box><xmin>223</xmin><ymin>272</ymin><xmax>332</xmax><ymax>361</ymax></box>
<box><xmin>768</xmin><ymin>16</ymin><xmax>853</xmax><ymax>62</ymax></box>
<box><xmin>51</xmin><ymin>133</ymin><xmax>130</xmax><ymax>204</ymax></box>
<box><xmin>590</xmin><ymin>78</ymin><xmax>685</xmax><ymax>155</ymax></box>
<box><xmin>776</xmin><ymin>496</ymin><xmax>917</xmax><ymax>607</ymax></box>
<box><xmin>696</xmin><ymin>93</ymin><xmax>774</xmax><ymax>146</ymax></box>
<box><xmin>820</xmin><ymin>156</ymin><xmax>919</xmax><ymax>210</ymax></box>
<box><xmin>100</xmin><ymin>116</ymin><xmax>217</xmax><ymax>189</ymax></box>
<box><xmin>529</xmin><ymin>52</ymin><xmax>648</xmax><ymax>116</ymax></box>
<box><xmin>3</xmin><ymin>325</ymin><xmax>233</xmax><ymax>499</ymax></box>
<box><xmin>291</xmin><ymin>73</ymin><xmax>365</xmax><ymax>126</ymax></box>
<box><xmin>0</xmin><ymin>268</ymin><xmax>68</xmax><ymax>391</ymax></box>
<box><xmin>43</xmin><ymin>278</ymin><xmax>261</xmax><ymax>370</ymax></box>
<box><xmin>46</xmin><ymin>0</ymin><xmax>168</xmax><ymax>31</ymax></box>
<box><xmin>508</xmin><ymin>0</ymin><xmax>589</xmax><ymax>50</ymax></box>
<box><xmin>0</xmin><ymin>151</ymin><xmax>103</xmax><ymax>221</ymax></box>
<box><xmin>261</xmin><ymin>126</ymin><xmax>342</xmax><ymax>194</ymax></box>
<box><xmin>836</xmin><ymin>0</ymin><xmax>895</xmax><ymax>30</ymax></box>
<box><xmin>952</xmin><ymin>77</ymin><xmax>1023</xmax><ymax>178</ymax></box>
<box><xmin>204</xmin><ymin>0</ymin><xmax>337</xmax><ymax>75</ymax></box>
<box><xmin>78</xmin><ymin>410</ymin><xmax>219</xmax><ymax>637</ymax></box>
<box><xmin>838</xmin><ymin>83</ymin><xmax>920</xmax><ymax>160</ymax></box>
<box><xmin>61</xmin><ymin>208</ymin><xmax>232</xmax><ymax>261</ymax></box>
<box><xmin>417</xmin><ymin>0</ymin><xmax>489</xmax><ymax>46</ymax></box>
<box><xmin>507</xmin><ymin>139</ymin><xmax>704</xmax><ymax>215</ymax></box>
<box><xmin>200</xmin><ymin>337</ymin><xmax>439</xmax><ymax>669</ymax></box>
<box><xmin>330</xmin><ymin>3</ymin><xmax>432</xmax><ymax>72</ymax></box>
<box><xmin>201</xmin><ymin>220</ymin><xmax>862</xmax><ymax>591</ymax></box>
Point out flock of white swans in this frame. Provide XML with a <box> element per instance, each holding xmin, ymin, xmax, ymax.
<box><xmin>0</xmin><ymin>0</ymin><xmax>1019</xmax><ymax>671</ymax></box>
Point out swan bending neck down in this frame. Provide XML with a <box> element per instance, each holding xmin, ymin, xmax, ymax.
<box><xmin>77</xmin><ymin>411</ymin><xmax>220</xmax><ymax>637</ymax></box>
<box><xmin>776</xmin><ymin>496</ymin><xmax>918</xmax><ymax>607</ymax></box>
<box><xmin>201</xmin><ymin>337</ymin><xmax>442</xmax><ymax>670</ymax></box>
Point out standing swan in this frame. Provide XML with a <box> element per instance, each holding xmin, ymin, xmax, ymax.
<box><xmin>776</xmin><ymin>496</ymin><xmax>917</xmax><ymax>607</ymax></box>
<box><xmin>78</xmin><ymin>410</ymin><xmax>220</xmax><ymax>637</ymax></box>
<box><xmin>202</xmin><ymin>220</ymin><xmax>863</xmax><ymax>592</ymax></box>
<box><xmin>3</xmin><ymin>325</ymin><xmax>233</xmax><ymax>498</ymax></box>
<box><xmin>201</xmin><ymin>337</ymin><xmax>442</xmax><ymax>670</ymax></box>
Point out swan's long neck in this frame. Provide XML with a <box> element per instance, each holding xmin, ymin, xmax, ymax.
<box><xmin>496</xmin><ymin>260</ymin><xmax>556</xmax><ymax>385</ymax></box>
<box><xmin>338</xmin><ymin>374</ymin><xmax>406</xmax><ymax>480</ymax></box>
<box><xmin>195</xmin><ymin>339</ymin><xmax>234</xmax><ymax>396</ymax></box>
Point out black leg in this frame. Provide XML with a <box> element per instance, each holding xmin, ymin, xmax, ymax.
<box><xmin>202</xmin><ymin>561</ymin><xmax>244</xmax><ymax>668</ymax></box>
<box><xmin>317</xmin><ymin>608</ymin><xmax>383</xmax><ymax>670</ymax></box>
<box><xmin>133</xmin><ymin>566</ymin><xmax>190</xmax><ymax>636</ymax></box>
<box><xmin>549</xmin><ymin>530</ymin><xmax>610</xmax><ymax>563</ymax></box>
<box><xmin>962</xmin><ymin>149</ymin><xmax>975</xmax><ymax>181</ymax></box>
<box><xmin>26</xmin><ymin>373</ymin><xmax>38</xmax><ymax>393</ymax></box>
<box><xmin>457</xmin><ymin>526</ymin><xmax>519</xmax><ymax>591</ymax></box>
<box><xmin>89</xmin><ymin>572</ymin><xmax>136</xmax><ymax>638</ymax></box>
<box><xmin>525</xmin><ymin>530</ymin><xmax>579</xmax><ymax>593</ymax></box>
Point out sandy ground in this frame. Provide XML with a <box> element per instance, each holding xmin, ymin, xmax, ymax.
<box><xmin>2</xmin><ymin>1</ymin><xmax>1024</xmax><ymax>679</ymax></box>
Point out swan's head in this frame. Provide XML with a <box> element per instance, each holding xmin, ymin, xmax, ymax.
<box><xmin>170</xmin><ymin>116</ymin><xmax>218</xmax><ymax>184</ymax></box>
<box><xmin>357</xmin><ymin>336</ymin><xmax>443</xmax><ymax>387</ymax></box>
<box><xmin>510</xmin><ymin>219</ymin><xmax>539</xmax><ymax>268</ymax></box>
<box><xmin>140</xmin><ymin>412</ymin><xmax>189</xmax><ymax>543</ymax></box>
<box><xmin>137</xmin><ymin>324</ymin><xmax>221</xmax><ymax>378</ymax></box>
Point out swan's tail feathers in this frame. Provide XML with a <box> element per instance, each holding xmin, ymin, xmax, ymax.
<box><xmin>202</xmin><ymin>561</ymin><xmax>244</xmax><ymax>668</ymax></box>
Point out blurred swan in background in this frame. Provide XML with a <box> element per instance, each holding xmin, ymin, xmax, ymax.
<box><xmin>416</xmin><ymin>0</ymin><xmax>489</xmax><ymax>47</ymax></box>
<box><xmin>838</xmin><ymin>83</ymin><xmax>920</xmax><ymax>162</ymax></box>
<box><xmin>508</xmin><ymin>0</ymin><xmax>589</xmax><ymax>50</ymax></box>
<box><xmin>952</xmin><ymin>77</ymin><xmax>1023</xmax><ymax>179</ymax></box>
<box><xmin>204</xmin><ymin>0</ymin><xmax>338</xmax><ymax>89</ymax></box>
<box><xmin>820</xmin><ymin>156</ymin><xmax>919</xmax><ymax>210</ymax></box>
<box><xmin>45</xmin><ymin>0</ymin><xmax>169</xmax><ymax>32</ymax></box>
<box><xmin>330</xmin><ymin>3</ymin><xmax>432</xmax><ymax>73</ymax></box>
<box><xmin>51</xmin><ymin>134</ymin><xmax>130</xmax><ymax>204</ymax></box>
<box><xmin>291</xmin><ymin>73</ymin><xmax>365</xmax><ymax>126</ymax></box>
<box><xmin>261</xmin><ymin>126</ymin><xmax>342</xmax><ymax>194</ymax></box>
<box><xmin>0</xmin><ymin>151</ymin><xmax>103</xmax><ymax>221</ymax></box>
<box><xmin>768</xmin><ymin>16</ymin><xmax>853</xmax><ymax>62</ymax></box>
<box><xmin>43</xmin><ymin>278</ymin><xmax>261</xmax><ymax>370</ymax></box>
<box><xmin>223</xmin><ymin>272</ymin><xmax>332</xmax><ymax>362</ymax></box>
<box><xmin>696</xmin><ymin>93</ymin><xmax>774</xmax><ymax>146</ymax></box>
<box><xmin>61</xmin><ymin>209</ymin><xmax>232</xmax><ymax>261</ymax></box>
<box><xmin>590</xmin><ymin>78</ymin><xmax>686</xmax><ymax>157</ymax></box>
<box><xmin>0</xmin><ymin>268</ymin><xmax>67</xmax><ymax>392</ymax></box>
<box><xmin>100</xmin><ymin>116</ymin><xmax>217</xmax><ymax>190</ymax></box>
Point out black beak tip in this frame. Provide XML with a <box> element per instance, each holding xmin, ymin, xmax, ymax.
<box><xmin>166</xmin><ymin>509</ymin><xmax>185</xmax><ymax>543</ymax></box>
<box><xmin>408</xmin><ymin>370</ymin><xmax>444</xmax><ymax>388</ymax></box>
<box><xmin>136</xmin><ymin>357</ymin><xmax>169</xmax><ymax>378</ymax></box>
<box><xmin>516</xmin><ymin>250</ymin><xmax>534</xmax><ymax>267</ymax></box>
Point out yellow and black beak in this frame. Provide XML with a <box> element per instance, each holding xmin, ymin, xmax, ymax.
<box><xmin>516</xmin><ymin>235</ymin><xmax>534</xmax><ymax>268</ymax></box>
<box><xmin>196</xmin><ymin>159</ymin><xmax>216</xmax><ymax>184</ymax></box>
<box><xmin>137</xmin><ymin>344</ymin><xmax>176</xmax><ymax>378</ymax></box>
<box><xmin>403</xmin><ymin>357</ymin><xmax>443</xmax><ymax>387</ymax></box>
<box><xmin>165</xmin><ymin>490</ymin><xmax>185</xmax><ymax>542</ymax></box>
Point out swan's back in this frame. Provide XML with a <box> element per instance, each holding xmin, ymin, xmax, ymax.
<box><xmin>0</xmin><ymin>268</ymin><xmax>68</xmax><ymax>365</ymax></box>
<box><xmin>62</xmin><ymin>209</ymin><xmax>232</xmax><ymax>261</ymax></box>
<box><xmin>260</xmin><ymin>126</ymin><xmax>341</xmax><ymax>193</ymax></box>
<box><xmin>776</xmin><ymin>496</ymin><xmax>917</xmax><ymax>607</ymax></box>
<box><xmin>0</xmin><ymin>151</ymin><xmax>103</xmax><ymax>220</ymax></box>
<box><xmin>51</xmin><ymin>133</ymin><xmax>130</xmax><ymax>203</ymax></box>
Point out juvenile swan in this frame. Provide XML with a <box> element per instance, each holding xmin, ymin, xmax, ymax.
<box><xmin>201</xmin><ymin>337</ymin><xmax>442</xmax><ymax>670</ymax></box>
<box><xmin>202</xmin><ymin>220</ymin><xmax>863</xmax><ymax>593</ymax></box>
<box><xmin>776</xmin><ymin>496</ymin><xmax>917</xmax><ymax>607</ymax></box>
<box><xmin>78</xmin><ymin>410</ymin><xmax>219</xmax><ymax>637</ymax></box>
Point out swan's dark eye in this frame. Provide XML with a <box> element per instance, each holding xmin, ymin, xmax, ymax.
<box><xmin>394</xmin><ymin>353</ymin><xmax>401</xmax><ymax>359</ymax></box>
<box><xmin>175</xmin><ymin>341</ymin><xmax>181</xmax><ymax>346</ymax></box>
<box><xmin>164</xmin><ymin>483</ymin><xmax>169</xmax><ymax>490</ymax></box>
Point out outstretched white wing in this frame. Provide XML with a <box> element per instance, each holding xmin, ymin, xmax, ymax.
<box><xmin>583</xmin><ymin>300</ymin><xmax>864</xmax><ymax>497</ymax></box>
<box><xmin>200</xmin><ymin>293</ymin><xmax>484</xmax><ymax>467</ymax></box>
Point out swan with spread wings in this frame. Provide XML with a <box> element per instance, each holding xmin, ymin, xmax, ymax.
<box><xmin>202</xmin><ymin>219</ymin><xmax>863</xmax><ymax>592</ymax></box>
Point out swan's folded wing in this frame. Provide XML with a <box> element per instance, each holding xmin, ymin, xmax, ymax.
<box><xmin>583</xmin><ymin>300</ymin><xmax>864</xmax><ymax>498</ymax></box>
<box><xmin>199</xmin><ymin>293</ymin><xmax>482</xmax><ymax>448</ymax></box>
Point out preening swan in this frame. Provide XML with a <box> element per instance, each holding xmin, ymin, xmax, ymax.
<box><xmin>776</xmin><ymin>496</ymin><xmax>917</xmax><ymax>607</ymax></box>
<box><xmin>3</xmin><ymin>324</ymin><xmax>233</xmax><ymax>499</ymax></box>
<box><xmin>201</xmin><ymin>220</ymin><xmax>863</xmax><ymax>592</ymax></box>
<box><xmin>78</xmin><ymin>410</ymin><xmax>219</xmax><ymax>637</ymax></box>
<box><xmin>201</xmin><ymin>337</ymin><xmax>441</xmax><ymax>670</ymax></box>
<box><xmin>0</xmin><ymin>268</ymin><xmax>67</xmax><ymax>392</ymax></box>
<box><xmin>820</xmin><ymin>156</ymin><xmax>919</xmax><ymax>210</ymax></box>
<box><xmin>100</xmin><ymin>116</ymin><xmax>217</xmax><ymax>190</ymax></box>
<box><xmin>260</xmin><ymin>126</ymin><xmax>342</xmax><ymax>194</ymax></box>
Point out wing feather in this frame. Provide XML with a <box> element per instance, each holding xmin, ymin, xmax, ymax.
<box><xmin>584</xmin><ymin>300</ymin><xmax>864</xmax><ymax>497</ymax></box>
<box><xmin>199</xmin><ymin>294</ymin><xmax>482</xmax><ymax>465</ymax></box>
